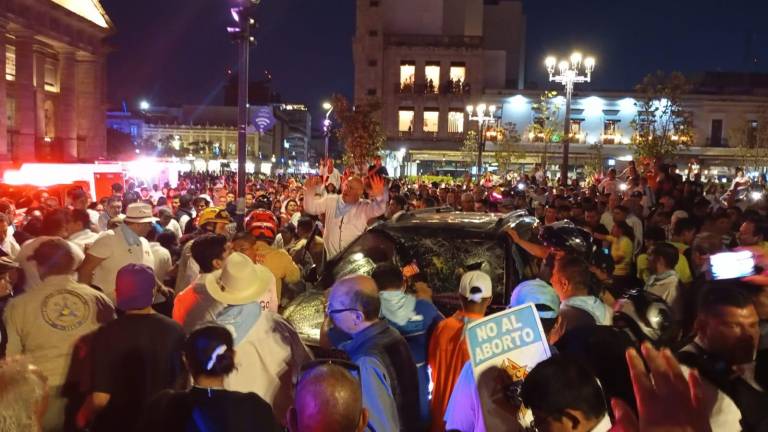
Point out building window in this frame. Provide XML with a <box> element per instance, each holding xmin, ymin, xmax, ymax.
<box><xmin>368</xmin><ymin>59</ymin><xmax>378</xmax><ymax>67</ymax></box>
<box><xmin>710</xmin><ymin>119</ymin><xmax>723</xmax><ymax>147</ymax></box>
<box><xmin>7</xmin><ymin>98</ymin><xmax>15</xmax><ymax>128</ymax></box>
<box><xmin>423</xmin><ymin>109</ymin><xmax>439</xmax><ymax>133</ymax></box>
<box><xmin>129</xmin><ymin>125</ymin><xmax>139</xmax><ymax>137</ymax></box>
<box><xmin>448</xmin><ymin>110</ymin><xmax>464</xmax><ymax>133</ymax></box>
<box><xmin>400</xmin><ymin>61</ymin><xmax>415</xmax><ymax>93</ymax></box>
<box><xmin>44</xmin><ymin>58</ymin><xmax>59</xmax><ymax>92</ymax></box>
<box><xmin>368</xmin><ymin>30</ymin><xmax>378</xmax><ymax>37</ymax></box>
<box><xmin>747</xmin><ymin>120</ymin><xmax>758</xmax><ymax>147</ymax></box>
<box><xmin>424</xmin><ymin>63</ymin><xmax>440</xmax><ymax>94</ymax></box>
<box><xmin>448</xmin><ymin>63</ymin><xmax>466</xmax><ymax>94</ymax></box>
<box><xmin>5</xmin><ymin>45</ymin><xmax>15</xmax><ymax>81</ymax></box>
<box><xmin>603</xmin><ymin>120</ymin><xmax>619</xmax><ymax>144</ymax></box>
<box><xmin>367</xmin><ymin>88</ymin><xmax>377</xmax><ymax>96</ymax></box>
<box><xmin>398</xmin><ymin>109</ymin><xmax>414</xmax><ymax>134</ymax></box>
<box><xmin>570</xmin><ymin>120</ymin><xmax>583</xmax><ymax>143</ymax></box>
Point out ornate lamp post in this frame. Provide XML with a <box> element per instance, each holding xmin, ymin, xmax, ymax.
<box><xmin>466</xmin><ymin>103</ymin><xmax>499</xmax><ymax>184</ymax></box>
<box><xmin>545</xmin><ymin>52</ymin><xmax>596</xmax><ymax>186</ymax></box>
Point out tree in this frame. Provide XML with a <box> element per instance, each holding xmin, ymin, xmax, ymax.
<box><xmin>461</xmin><ymin>130</ymin><xmax>479</xmax><ymax>168</ymax></box>
<box><xmin>728</xmin><ymin>110</ymin><xmax>768</xmax><ymax>171</ymax></box>
<box><xmin>331</xmin><ymin>94</ymin><xmax>386</xmax><ymax>174</ymax></box>
<box><xmin>492</xmin><ymin>122</ymin><xmax>523</xmax><ymax>174</ymax></box>
<box><xmin>629</xmin><ymin>71</ymin><xmax>693</xmax><ymax>161</ymax></box>
<box><xmin>529</xmin><ymin>91</ymin><xmax>562</xmax><ymax>169</ymax></box>
<box><xmin>583</xmin><ymin>144</ymin><xmax>604</xmax><ymax>185</ymax></box>
<box><xmin>157</xmin><ymin>135</ymin><xmax>185</xmax><ymax>158</ymax></box>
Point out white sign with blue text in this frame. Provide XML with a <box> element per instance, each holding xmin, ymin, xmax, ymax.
<box><xmin>465</xmin><ymin>303</ymin><xmax>552</xmax><ymax>429</ymax></box>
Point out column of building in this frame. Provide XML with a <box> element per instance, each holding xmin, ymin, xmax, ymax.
<box><xmin>54</xmin><ymin>49</ymin><xmax>77</xmax><ymax>161</ymax></box>
<box><xmin>75</xmin><ymin>53</ymin><xmax>99</xmax><ymax>159</ymax></box>
<box><xmin>0</xmin><ymin>21</ymin><xmax>8</xmax><ymax>159</ymax></box>
<box><xmin>13</xmin><ymin>32</ymin><xmax>36</xmax><ymax>161</ymax></box>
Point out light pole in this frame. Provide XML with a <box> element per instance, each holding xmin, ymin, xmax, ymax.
<box><xmin>227</xmin><ymin>0</ymin><xmax>259</xmax><ymax>200</ymax></box>
<box><xmin>545</xmin><ymin>52</ymin><xmax>595</xmax><ymax>186</ymax></box>
<box><xmin>466</xmin><ymin>103</ymin><xmax>499</xmax><ymax>184</ymax></box>
<box><xmin>322</xmin><ymin>101</ymin><xmax>333</xmax><ymax>160</ymax></box>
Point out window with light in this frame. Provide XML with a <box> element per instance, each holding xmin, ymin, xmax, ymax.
<box><xmin>449</xmin><ymin>64</ymin><xmax>466</xmax><ymax>93</ymax></box>
<box><xmin>423</xmin><ymin>109</ymin><xmax>439</xmax><ymax>133</ymax></box>
<box><xmin>424</xmin><ymin>63</ymin><xmax>440</xmax><ymax>93</ymax></box>
<box><xmin>448</xmin><ymin>111</ymin><xmax>464</xmax><ymax>133</ymax></box>
<box><xmin>398</xmin><ymin>109</ymin><xmax>414</xmax><ymax>133</ymax></box>
<box><xmin>400</xmin><ymin>62</ymin><xmax>415</xmax><ymax>92</ymax></box>
<box><xmin>5</xmin><ymin>45</ymin><xmax>15</xmax><ymax>81</ymax></box>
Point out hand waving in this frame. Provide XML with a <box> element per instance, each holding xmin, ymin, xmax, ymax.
<box><xmin>609</xmin><ymin>343</ymin><xmax>712</xmax><ymax>432</ymax></box>
<box><xmin>369</xmin><ymin>175</ymin><xmax>386</xmax><ymax>198</ymax></box>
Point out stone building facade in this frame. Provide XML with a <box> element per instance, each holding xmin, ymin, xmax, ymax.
<box><xmin>1</xmin><ymin>0</ymin><xmax>112</xmax><ymax>162</ymax></box>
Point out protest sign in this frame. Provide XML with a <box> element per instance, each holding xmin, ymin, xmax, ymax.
<box><xmin>465</xmin><ymin>303</ymin><xmax>552</xmax><ymax>430</ymax></box>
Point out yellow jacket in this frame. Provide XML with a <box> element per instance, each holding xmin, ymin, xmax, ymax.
<box><xmin>245</xmin><ymin>242</ymin><xmax>301</xmax><ymax>302</ymax></box>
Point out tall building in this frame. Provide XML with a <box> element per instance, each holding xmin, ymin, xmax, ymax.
<box><xmin>353</xmin><ymin>0</ymin><xmax>526</xmax><ymax>166</ymax></box>
<box><xmin>1</xmin><ymin>0</ymin><xmax>112</xmax><ymax>162</ymax></box>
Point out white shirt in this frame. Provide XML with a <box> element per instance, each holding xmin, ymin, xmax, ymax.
<box><xmin>68</xmin><ymin>229</ymin><xmax>100</xmax><ymax>252</ymax></box>
<box><xmin>150</xmin><ymin>242</ymin><xmax>173</xmax><ymax>284</ymax></box>
<box><xmin>303</xmin><ymin>190</ymin><xmax>387</xmax><ymax>259</ymax></box>
<box><xmin>163</xmin><ymin>218</ymin><xmax>183</xmax><ymax>239</ymax></box>
<box><xmin>323</xmin><ymin>168</ymin><xmax>341</xmax><ymax>190</ymax></box>
<box><xmin>87</xmin><ymin>228</ymin><xmax>155</xmax><ymax>303</ymax></box>
<box><xmin>86</xmin><ymin>209</ymin><xmax>101</xmax><ymax>232</ymax></box>
<box><xmin>17</xmin><ymin>237</ymin><xmax>85</xmax><ymax>291</ymax></box>
<box><xmin>225</xmin><ymin>311</ymin><xmax>313</xmax><ymax>423</ymax></box>
<box><xmin>1</xmin><ymin>233</ymin><xmax>20</xmax><ymax>259</ymax></box>
<box><xmin>3</xmin><ymin>274</ymin><xmax>114</xmax><ymax>386</ymax></box>
<box><xmin>178</xmin><ymin>213</ymin><xmax>192</xmax><ymax>234</ymax></box>
<box><xmin>150</xmin><ymin>191</ymin><xmax>164</xmax><ymax>204</ymax></box>
<box><xmin>174</xmin><ymin>239</ymin><xmax>200</xmax><ymax>293</ymax></box>
<box><xmin>599</xmin><ymin>178</ymin><xmax>620</xmax><ymax>196</ymax></box>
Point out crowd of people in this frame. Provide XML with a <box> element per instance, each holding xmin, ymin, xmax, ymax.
<box><xmin>0</xmin><ymin>156</ymin><xmax>766</xmax><ymax>432</ymax></box>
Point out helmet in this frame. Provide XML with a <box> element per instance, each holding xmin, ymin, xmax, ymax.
<box><xmin>539</xmin><ymin>220</ymin><xmax>593</xmax><ymax>258</ymax></box>
<box><xmin>254</xmin><ymin>194</ymin><xmax>272</xmax><ymax>210</ymax></box>
<box><xmin>613</xmin><ymin>291</ymin><xmax>680</xmax><ymax>347</ymax></box>
<box><xmin>245</xmin><ymin>209</ymin><xmax>277</xmax><ymax>241</ymax></box>
<box><xmin>197</xmin><ymin>207</ymin><xmax>232</xmax><ymax>227</ymax></box>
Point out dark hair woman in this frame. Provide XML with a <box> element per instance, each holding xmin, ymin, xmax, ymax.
<box><xmin>137</xmin><ymin>325</ymin><xmax>280</xmax><ymax>432</ymax></box>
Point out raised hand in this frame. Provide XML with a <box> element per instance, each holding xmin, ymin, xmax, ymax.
<box><xmin>369</xmin><ymin>175</ymin><xmax>386</xmax><ymax>198</ymax></box>
<box><xmin>304</xmin><ymin>176</ymin><xmax>322</xmax><ymax>191</ymax></box>
<box><xmin>609</xmin><ymin>343</ymin><xmax>712</xmax><ymax>432</ymax></box>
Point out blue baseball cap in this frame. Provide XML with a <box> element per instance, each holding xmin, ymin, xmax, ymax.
<box><xmin>509</xmin><ymin>279</ymin><xmax>560</xmax><ymax>319</ymax></box>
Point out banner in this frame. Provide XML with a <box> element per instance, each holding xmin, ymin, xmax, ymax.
<box><xmin>465</xmin><ymin>303</ymin><xmax>551</xmax><ymax>430</ymax></box>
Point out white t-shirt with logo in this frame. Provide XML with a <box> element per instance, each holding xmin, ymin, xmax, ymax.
<box><xmin>87</xmin><ymin>228</ymin><xmax>155</xmax><ymax>303</ymax></box>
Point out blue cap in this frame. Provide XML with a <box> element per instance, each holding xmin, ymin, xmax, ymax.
<box><xmin>509</xmin><ymin>279</ymin><xmax>560</xmax><ymax>319</ymax></box>
<box><xmin>115</xmin><ymin>264</ymin><xmax>156</xmax><ymax>311</ymax></box>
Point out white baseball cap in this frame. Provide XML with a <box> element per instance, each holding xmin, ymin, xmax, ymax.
<box><xmin>459</xmin><ymin>271</ymin><xmax>493</xmax><ymax>303</ymax></box>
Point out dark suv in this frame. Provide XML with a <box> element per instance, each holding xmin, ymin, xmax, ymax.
<box><xmin>284</xmin><ymin>208</ymin><xmax>540</xmax><ymax>344</ymax></box>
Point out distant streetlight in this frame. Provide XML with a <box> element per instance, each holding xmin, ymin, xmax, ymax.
<box><xmin>466</xmin><ymin>103</ymin><xmax>499</xmax><ymax>184</ymax></box>
<box><xmin>545</xmin><ymin>51</ymin><xmax>596</xmax><ymax>186</ymax></box>
<box><xmin>139</xmin><ymin>100</ymin><xmax>150</xmax><ymax>111</ymax></box>
<box><xmin>322</xmin><ymin>101</ymin><xmax>333</xmax><ymax>159</ymax></box>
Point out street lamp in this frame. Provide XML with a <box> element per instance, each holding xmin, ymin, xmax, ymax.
<box><xmin>545</xmin><ymin>51</ymin><xmax>596</xmax><ymax>186</ymax></box>
<box><xmin>322</xmin><ymin>101</ymin><xmax>333</xmax><ymax>159</ymax></box>
<box><xmin>227</xmin><ymin>0</ymin><xmax>260</xmax><ymax>201</ymax></box>
<box><xmin>466</xmin><ymin>103</ymin><xmax>499</xmax><ymax>184</ymax></box>
<box><xmin>139</xmin><ymin>100</ymin><xmax>150</xmax><ymax>111</ymax></box>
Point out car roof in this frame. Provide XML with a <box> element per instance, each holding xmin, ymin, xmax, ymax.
<box><xmin>374</xmin><ymin>208</ymin><xmax>536</xmax><ymax>237</ymax></box>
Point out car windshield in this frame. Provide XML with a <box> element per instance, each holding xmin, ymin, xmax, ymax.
<box><xmin>331</xmin><ymin>231</ymin><xmax>506</xmax><ymax>297</ymax></box>
<box><xmin>397</xmin><ymin>236</ymin><xmax>505</xmax><ymax>296</ymax></box>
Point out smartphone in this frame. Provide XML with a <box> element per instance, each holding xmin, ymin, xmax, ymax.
<box><xmin>709</xmin><ymin>251</ymin><xmax>756</xmax><ymax>280</ymax></box>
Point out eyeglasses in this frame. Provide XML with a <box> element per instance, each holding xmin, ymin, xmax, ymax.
<box><xmin>325</xmin><ymin>307</ymin><xmax>360</xmax><ymax>316</ymax></box>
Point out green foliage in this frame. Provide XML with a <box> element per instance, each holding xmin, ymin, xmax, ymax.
<box><xmin>583</xmin><ymin>144</ymin><xmax>604</xmax><ymax>183</ymax></box>
<box><xmin>332</xmin><ymin>94</ymin><xmax>386</xmax><ymax>173</ymax></box>
<box><xmin>461</xmin><ymin>130</ymin><xmax>479</xmax><ymax>167</ymax></box>
<box><xmin>404</xmin><ymin>175</ymin><xmax>458</xmax><ymax>184</ymax></box>
<box><xmin>529</xmin><ymin>91</ymin><xmax>563</xmax><ymax>166</ymax></box>
<box><xmin>629</xmin><ymin>71</ymin><xmax>693</xmax><ymax>161</ymax></box>
<box><xmin>493</xmin><ymin>122</ymin><xmax>523</xmax><ymax>173</ymax></box>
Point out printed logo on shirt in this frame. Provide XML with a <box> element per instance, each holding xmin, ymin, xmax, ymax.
<box><xmin>41</xmin><ymin>290</ymin><xmax>91</xmax><ymax>331</ymax></box>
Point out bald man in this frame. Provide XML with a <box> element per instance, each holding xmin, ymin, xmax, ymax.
<box><xmin>326</xmin><ymin>275</ymin><xmax>420</xmax><ymax>432</ymax></box>
<box><xmin>288</xmin><ymin>364</ymin><xmax>368</xmax><ymax>432</ymax></box>
<box><xmin>303</xmin><ymin>175</ymin><xmax>387</xmax><ymax>259</ymax></box>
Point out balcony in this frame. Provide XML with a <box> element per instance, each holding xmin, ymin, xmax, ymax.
<box><xmin>396</xmin><ymin>82</ymin><xmax>471</xmax><ymax>96</ymax></box>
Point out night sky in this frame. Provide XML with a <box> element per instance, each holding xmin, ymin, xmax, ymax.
<box><xmin>101</xmin><ymin>0</ymin><xmax>768</xmax><ymax>125</ymax></box>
